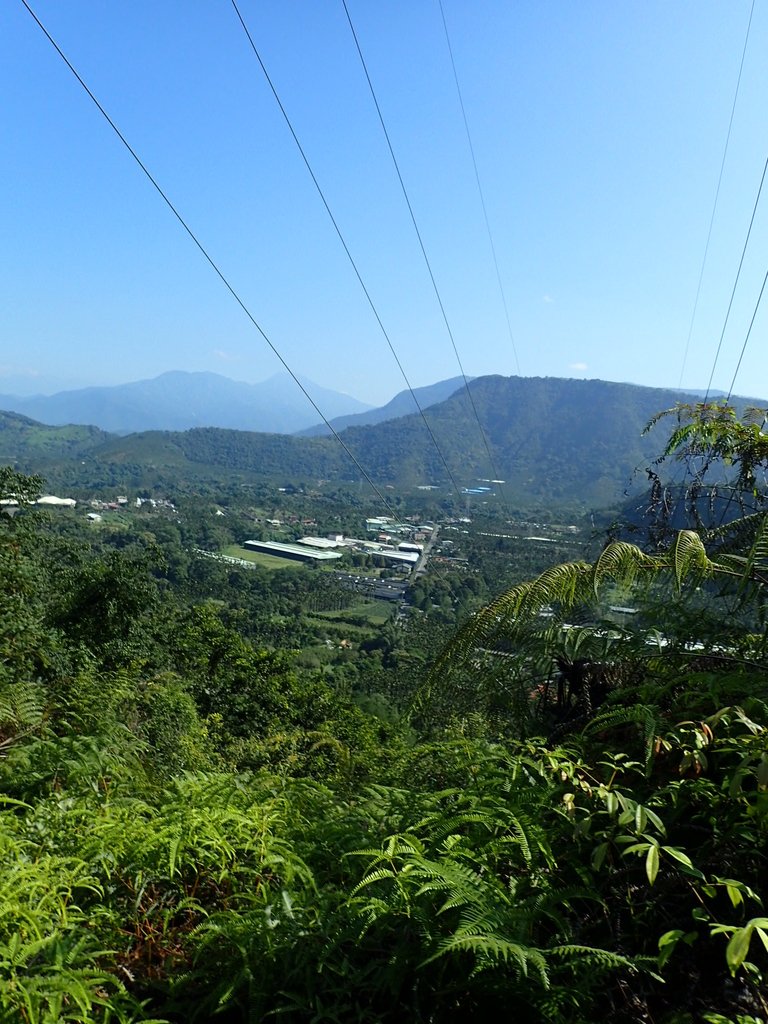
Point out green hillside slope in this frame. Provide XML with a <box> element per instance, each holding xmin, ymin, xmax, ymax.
<box><xmin>2</xmin><ymin>376</ymin><xmax>753</xmax><ymax>507</ymax></box>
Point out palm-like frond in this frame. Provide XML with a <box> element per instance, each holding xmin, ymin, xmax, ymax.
<box><xmin>671</xmin><ymin>531</ymin><xmax>712</xmax><ymax>592</ymax></box>
<box><xmin>421</xmin><ymin>520</ymin><xmax>768</xmax><ymax>736</ymax></box>
<box><xmin>736</xmin><ymin>512</ymin><xmax>768</xmax><ymax>583</ymax></box>
<box><xmin>422</xmin><ymin>931</ymin><xmax>549</xmax><ymax>984</ymax></box>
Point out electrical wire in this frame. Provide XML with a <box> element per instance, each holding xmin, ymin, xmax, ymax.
<box><xmin>437</xmin><ymin>0</ymin><xmax>521</xmax><ymax>378</ymax></box>
<box><xmin>230</xmin><ymin>0</ymin><xmax>467</xmax><ymax>504</ymax></box>
<box><xmin>19</xmin><ymin>0</ymin><xmax>403</xmax><ymax>519</ymax></box>
<box><xmin>21</xmin><ymin>1</ymin><xmax>472</xmax><ymax>601</ymax></box>
<box><xmin>726</xmin><ymin>264</ymin><xmax>768</xmax><ymax>401</ymax></box>
<box><xmin>21</xmin><ymin>1</ymin><xmax>479</xmax><ymax>611</ymax></box>
<box><xmin>704</xmin><ymin>152</ymin><xmax>768</xmax><ymax>401</ymax></box>
<box><xmin>340</xmin><ymin>0</ymin><xmax>508</xmax><ymax>500</ymax></box>
<box><xmin>708</xmin><ymin>272</ymin><xmax>768</xmax><ymax>531</ymax></box>
<box><xmin>678</xmin><ymin>0</ymin><xmax>756</xmax><ymax>389</ymax></box>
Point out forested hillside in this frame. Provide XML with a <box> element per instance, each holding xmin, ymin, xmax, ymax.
<box><xmin>2</xmin><ymin>403</ymin><xmax>768</xmax><ymax>1021</ymax></box>
<box><xmin>0</xmin><ymin>410</ymin><xmax>112</xmax><ymax>464</ymax></box>
<box><xmin>297</xmin><ymin>375</ymin><xmax>468</xmax><ymax>436</ymax></box>
<box><xmin>2</xmin><ymin>375</ymin><xmax>737</xmax><ymax>506</ymax></box>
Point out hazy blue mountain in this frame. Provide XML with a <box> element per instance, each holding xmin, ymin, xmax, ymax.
<box><xmin>297</xmin><ymin>376</ymin><xmax>469</xmax><ymax>436</ymax></box>
<box><xmin>672</xmin><ymin>387</ymin><xmax>766</xmax><ymax>403</ymax></box>
<box><xmin>0</xmin><ymin>371</ymin><xmax>372</xmax><ymax>435</ymax></box>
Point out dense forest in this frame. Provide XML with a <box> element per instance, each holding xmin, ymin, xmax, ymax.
<box><xmin>2</xmin><ymin>402</ymin><xmax>768</xmax><ymax>1022</ymax></box>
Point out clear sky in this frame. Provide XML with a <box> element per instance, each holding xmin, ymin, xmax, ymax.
<box><xmin>2</xmin><ymin>1</ymin><xmax>767</xmax><ymax>406</ymax></box>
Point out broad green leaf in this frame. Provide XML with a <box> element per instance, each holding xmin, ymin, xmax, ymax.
<box><xmin>643</xmin><ymin>806</ymin><xmax>666</xmax><ymax>834</ymax></box>
<box><xmin>726</xmin><ymin>884</ymin><xmax>743</xmax><ymax>909</ymax></box>
<box><xmin>646</xmin><ymin>844</ymin><xmax>659</xmax><ymax>885</ymax></box>
<box><xmin>726</xmin><ymin>925</ymin><xmax>753</xmax><ymax>974</ymax></box>
<box><xmin>661</xmin><ymin>847</ymin><xmax>693</xmax><ymax>869</ymax></box>
<box><xmin>658</xmin><ymin>929</ymin><xmax>684</xmax><ymax>968</ymax></box>
<box><xmin>622</xmin><ymin>842</ymin><xmax>650</xmax><ymax>856</ymax></box>
<box><xmin>591</xmin><ymin>842</ymin><xmax>609</xmax><ymax>871</ymax></box>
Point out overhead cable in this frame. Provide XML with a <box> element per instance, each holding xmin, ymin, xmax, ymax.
<box><xmin>340</xmin><ymin>0</ymin><xmax>507</xmax><ymax>499</ymax></box>
<box><xmin>230</xmin><ymin>0</ymin><xmax>466</xmax><ymax>503</ymax></box>
<box><xmin>19</xmin><ymin>0</ymin><xmax>402</xmax><ymax>518</ymax></box>
<box><xmin>726</xmin><ymin>264</ymin><xmax>768</xmax><ymax>401</ymax></box>
<box><xmin>437</xmin><ymin>0</ymin><xmax>521</xmax><ymax>377</ymax></box>
<box><xmin>678</xmin><ymin>0</ymin><xmax>756</xmax><ymax>388</ymax></box>
<box><xmin>711</xmin><ymin>264</ymin><xmax>768</xmax><ymax>530</ymax></box>
<box><xmin>704</xmin><ymin>152</ymin><xmax>768</xmax><ymax>402</ymax></box>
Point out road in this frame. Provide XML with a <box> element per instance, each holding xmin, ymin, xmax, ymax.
<box><xmin>413</xmin><ymin>525</ymin><xmax>440</xmax><ymax>578</ymax></box>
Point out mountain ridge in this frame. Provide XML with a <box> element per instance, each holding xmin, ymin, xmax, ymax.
<box><xmin>296</xmin><ymin>376</ymin><xmax>470</xmax><ymax>436</ymax></box>
<box><xmin>0</xmin><ymin>370</ymin><xmax>372</xmax><ymax>436</ymax></box>
<box><xmin>5</xmin><ymin>374</ymin><xmax>761</xmax><ymax>508</ymax></box>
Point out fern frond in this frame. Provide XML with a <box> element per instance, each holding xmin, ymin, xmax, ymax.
<box><xmin>427</xmin><ymin>561</ymin><xmax>594</xmax><ymax>684</ymax></box>
<box><xmin>550</xmin><ymin>943</ymin><xmax>636</xmax><ymax>972</ymax></box>
<box><xmin>642</xmin><ymin>405</ymin><xmax>683</xmax><ymax>438</ymax></box>
<box><xmin>591</xmin><ymin>542</ymin><xmax>656</xmax><ymax>597</ymax></box>
<box><xmin>672</xmin><ymin>531</ymin><xmax>712</xmax><ymax>592</ymax></box>
<box><xmin>421</xmin><ymin>933</ymin><xmax>550</xmax><ymax>985</ymax></box>
<box><xmin>738</xmin><ymin>512</ymin><xmax>768</xmax><ymax>583</ymax></box>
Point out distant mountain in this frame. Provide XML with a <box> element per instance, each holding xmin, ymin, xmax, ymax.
<box><xmin>297</xmin><ymin>376</ymin><xmax>469</xmax><ymax>436</ymax></box>
<box><xmin>672</xmin><ymin>387</ymin><xmax>767</xmax><ymax>404</ymax></box>
<box><xmin>5</xmin><ymin>376</ymin><xmax>765</xmax><ymax>507</ymax></box>
<box><xmin>327</xmin><ymin>375</ymin><xmax>702</xmax><ymax>506</ymax></box>
<box><xmin>0</xmin><ymin>371</ymin><xmax>372</xmax><ymax>435</ymax></box>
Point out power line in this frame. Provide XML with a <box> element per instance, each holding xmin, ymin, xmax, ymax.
<box><xmin>678</xmin><ymin>0</ymin><xmax>756</xmax><ymax>388</ymax></box>
<box><xmin>21</xmin><ymin>1</ymin><xmax>472</xmax><ymax>607</ymax></box>
<box><xmin>726</xmin><ymin>264</ymin><xmax>768</xmax><ymax>401</ymax></box>
<box><xmin>709</xmin><ymin>264</ymin><xmax>768</xmax><ymax>530</ymax></box>
<box><xmin>18</xmin><ymin>0</ymin><xmax>403</xmax><ymax>520</ymax></box>
<box><xmin>704</xmin><ymin>152</ymin><xmax>768</xmax><ymax>401</ymax></box>
<box><xmin>437</xmin><ymin>0</ymin><xmax>521</xmax><ymax>378</ymax></box>
<box><xmin>230</xmin><ymin>0</ymin><xmax>466</xmax><ymax>504</ymax></box>
<box><xmin>340</xmin><ymin>0</ymin><xmax>508</xmax><ymax>501</ymax></box>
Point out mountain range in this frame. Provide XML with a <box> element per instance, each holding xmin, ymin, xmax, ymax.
<box><xmin>0</xmin><ymin>371</ymin><xmax>373</xmax><ymax>436</ymax></box>
<box><xmin>4</xmin><ymin>373</ymin><xmax>760</xmax><ymax>508</ymax></box>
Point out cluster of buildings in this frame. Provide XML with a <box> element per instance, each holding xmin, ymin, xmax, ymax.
<box><xmin>243</xmin><ymin>533</ymin><xmax>423</xmax><ymax>568</ymax></box>
<box><xmin>244</xmin><ymin>517</ymin><xmax>433</xmax><ymax>571</ymax></box>
<box><xmin>85</xmin><ymin>495</ymin><xmax>176</xmax><ymax>523</ymax></box>
<box><xmin>244</xmin><ymin>539</ymin><xmax>343</xmax><ymax>564</ymax></box>
<box><xmin>89</xmin><ymin>496</ymin><xmax>129</xmax><ymax>511</ymax></box>
<box><xmin>1</xmin><ymin>494</ymin><xmax>78</xmax><ymax>511</ymax></box>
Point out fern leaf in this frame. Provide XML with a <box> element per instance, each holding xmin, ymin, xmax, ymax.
<box><xmin>550</xmin><ymin>943</ymin><xmax>636</xmax><ymax>971</ymax></box>
<box><xmin>672</xmin><ymin>531</ymin><xmax>711</xmax><ymax>592</ymax></box>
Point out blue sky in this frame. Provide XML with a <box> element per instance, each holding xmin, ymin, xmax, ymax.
<box><xmin>2</xmin><ymin>1</ymin><xmax>767</xmax><ymax>405</ymax></box>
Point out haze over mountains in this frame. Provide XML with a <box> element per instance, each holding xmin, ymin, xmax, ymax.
<box><xmin>0</xmin><ymin>371</ymin><xmax>373</xmax><ymax>436</ymax></box>
<box><xmin>4</xmin><ymin>373</ymin><xmax>762</xmax><ymax>508</ymax></box>
<box><xmin>1</xmin><ymin>370</ymin><xmax>760</xmax><ymax>442</ymax></box>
